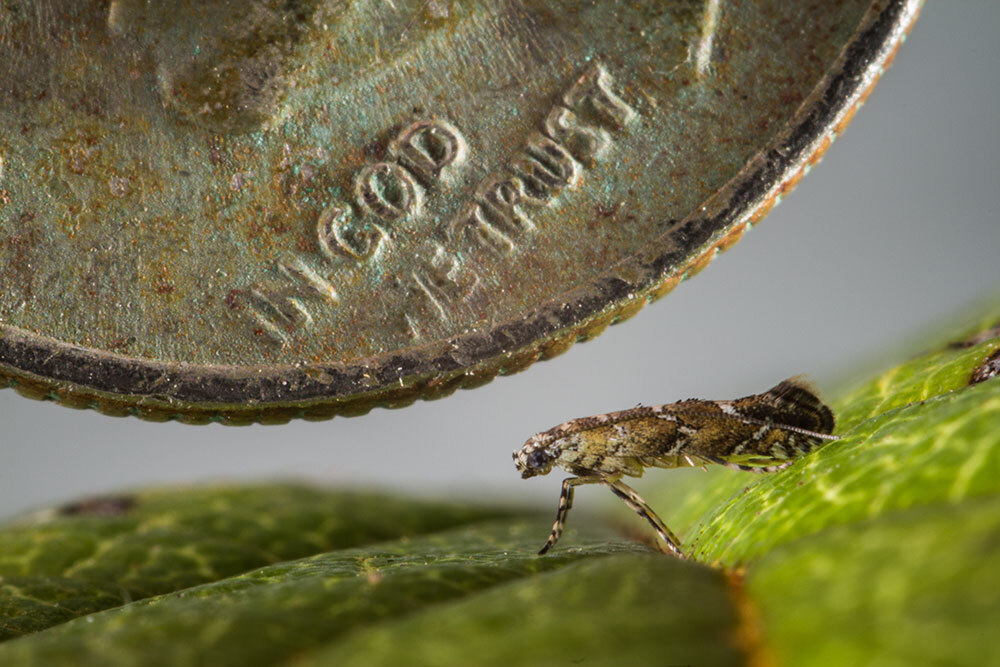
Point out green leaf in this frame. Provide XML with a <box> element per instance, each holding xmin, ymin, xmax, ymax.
<box><xmin>0</xmin><ymin>521</ymin><xmax>740</xmax><ymax>666</ymax></box>
<box><xmin>0</xmin><ymin>485</ymin><xmax>515</xmax><ymax>640</ymax></box>
<box><xmin>1</xmin><ymin>303</ymin><xmax>998</xmax><ymax>666</ymax></box>
<box><xmin>832</xmin><ymin>333</ymin><xmax>1000</xmax><ymax>434</ymax></box>
<box><xmin>685</xmin><ymin>374</ymin><xmax>1000</xmax><ymax>564</ymax></box>
<box><xmin>748</xmin><ymin>496</ymin><xmax>1000</xmax><ymax>667</ymax></box>
<box><xmin>301</xmin><ymin>552</ymin><xmax>741</xmax><ymax>667</ymax></box>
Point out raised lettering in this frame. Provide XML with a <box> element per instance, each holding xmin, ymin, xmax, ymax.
<box><xmin>232</xmin><ymin>66</ymin><xmax>643</xmax><ymax>345</ymax></box>
<box><xmin>563</xmin><ymin>63</ymin><xmax>637</xmax><ymax>128</ymax></box>
<box><xmin>276</xmin><ymin>256</ymin><xmax>338</xmax><ymax>303</ymax></box>
<box><xmin>317</xmin><ymin>205</ymin><xmax>387</xmax><ymax>261</ymax></box>
<box><xmin>242</xmin><ymin>255</ymin><xmax>339</xmax><ymax>345</ymax></box>
<box><xmin>354</xmin><ymin>161</ymin><xmax>424</xmax><ymax>221</ymax></box>
<box><xmin>390</xmin><ymin>119</ymin><xmax>468</xmax><ymax>185</ymax></box>
<box><xmin>403</xmin><ymin>243</ymin><xmax>481</xmax><ymax>336</ymax></box>
<box><xmin>509</xmin><ymin>133</ymin><xmax>581</xmax><ymax>202</ymax></box>
<box><xmin>543</xmin><ymin>106</ymin><xmax>611</xmax><ymax>163</ymax></box>
<box><xmin>448</xmin><ymin>202</ymin><xmax>517</xmax><ymax>257</ymax></box>
<box><xmin>475</xmin><ymin>176</ymin><xmax>536</xmax><ymax>237</ymax></box>
<box><xmin>246</xmin><ymin>287</ymin><xmax>312</xmax><ymax>346</ymax></box>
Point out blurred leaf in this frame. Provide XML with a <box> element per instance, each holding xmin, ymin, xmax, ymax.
<box><xmin>302</xmin><ymin>552</ymin><xmax>741</xmax><ymax>667</ymax></box>
<box><xmin>748</xmin><ymin>497</ymin><xmax>1000</xmax><ymax>667</ymax></box>
<box><xmin>0</xmin><ymin>485</ymin><xmax>515</xmax><ymax>640</ymax></box>
<box><xmin>0</xmin><ymin>522</ymin><xmax>741</xmax><ymax>666</ymax></box>
<box><xmin>832</xmin><ymin>335</ymin><xmax>1000</xmax><ymax>433</ymax></box>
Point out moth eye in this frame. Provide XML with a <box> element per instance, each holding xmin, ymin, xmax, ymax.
<box><xmin>527</xmin><ymin>450</ymin><xmax>550</xmax><ymax>469</ymax></box>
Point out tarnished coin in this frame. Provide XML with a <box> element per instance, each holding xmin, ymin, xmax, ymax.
<box><xmin>0</xmin><ymin>1</ymin><xmax>920</xmax><ymax>423</ymax></box>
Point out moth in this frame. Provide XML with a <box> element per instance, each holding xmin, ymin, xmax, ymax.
<box><xmin>513</xmin><ymin>378</ymin><xmax>839</xmax><ymax>557</ymax></box>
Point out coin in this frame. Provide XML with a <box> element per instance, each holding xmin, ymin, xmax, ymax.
<box><xmin>0</xmin><ymin>0</ymin><xmax>921</xmax><ymax>423</ymax></box>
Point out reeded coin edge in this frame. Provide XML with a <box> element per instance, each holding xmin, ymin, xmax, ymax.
<box><xmin>0</xmin><ymin>0</ymin><xmax>922</xmax><ymax>425</ymax></box>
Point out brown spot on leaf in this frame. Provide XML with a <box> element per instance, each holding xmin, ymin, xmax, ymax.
<box><xmin>948</xmin><ymin>322</ymin><xmax>1000</xmax><ymax>350</ymax></box>
<box><xmin>725</xmin><ymin>570</ymin><xmax>776</xmax><ymax>667</ymax></box>
<box><xmin>59</xmin><ymin>494</ymin><xmax>137</xmax><ymax>517</ymax></box>
<box><xmin>969</xmin><ymin>349</ymin><xmax>1000</xmax><ymax>386</ymax></box>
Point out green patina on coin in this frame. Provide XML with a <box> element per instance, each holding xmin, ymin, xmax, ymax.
<box><xmin>0</xmin><ymin>1</ymin><xmax>922</xmax><ymax>422</ymax></box>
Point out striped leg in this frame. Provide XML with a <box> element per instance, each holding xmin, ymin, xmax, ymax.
<box><xmin>701</xmin><ymin>454</ymin><xmax>796</xmax><ymax>474</ymax></box>
<box><xmin>604</xmin><ymin>479</ymin><xmax>684</xmax><ymax>558</ymax></box>
<box><xmin>538</xmin><ymin>476</ymin><xmax>601</xmax><ymax>555</ymax></box>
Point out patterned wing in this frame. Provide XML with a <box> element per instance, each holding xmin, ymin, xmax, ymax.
<box><xmin>692</xmin><ymin>378</ymin><xmax>836</xmax><ymax>469</ymax></box>
<box><xmin>544</xmin><ymin>378</ymin><xmax>836</xmax><ymax>478</ymax></box>
<box><xmin>642</xmin><ymin>378</ymin><xmax>836</xmax><ymax>471</ymax></box>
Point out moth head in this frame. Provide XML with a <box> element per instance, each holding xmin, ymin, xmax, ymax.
<box><xmin>513</xmin><ymin>435</ymin><xmax>557</xmax><ymax>479</ymax></box>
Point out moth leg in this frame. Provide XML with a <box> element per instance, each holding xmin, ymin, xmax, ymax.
<box><xmin>603</xmin><ymin>479</ymin><xmax>684</xmax><ymax>558</ymax></box>
<box><xmin>538</xmin><ymin>476</ymin><xmax>601</xmax><ymax>555</ymax></box>
<box><xmin>683</xmin><ymin>454</ymin><xmax>709</xmax><ymax>472</ymax></box>
<box><xmin>702</xmin><ymin>454</ymin><xmax>795</xmax><ymax>474</ymax></box>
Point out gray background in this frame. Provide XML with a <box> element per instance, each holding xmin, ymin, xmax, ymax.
<box><xmin>1</xmin><ymin>2</ymin><xmax>998</xmax><ymax>519</ymax></box>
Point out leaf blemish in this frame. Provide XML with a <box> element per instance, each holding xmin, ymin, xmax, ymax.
<box><xmin>969</xmin><ymin>349</ymin><xmax>1000</xmax><ymax>386</ymax></box>
<box><xmin>58</xmin><ymin>494</ymin><xmax>137</xmax><ymax>517</ymax></box>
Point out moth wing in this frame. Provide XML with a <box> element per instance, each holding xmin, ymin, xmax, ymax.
<box><xmin>755</xmin><ymin>377</ymin><xmax>836</xmax><ymax>435</ymax></box>
<box><xmin>585</xmin><ymin>414</ymin><xmax>688</xmax><ymax>476</ymax></box>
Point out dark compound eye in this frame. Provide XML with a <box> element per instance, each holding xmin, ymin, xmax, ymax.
<box><xmin>527</xmin><ymin>449</ymin><xmax>551</xmax><ymax>469</ymax></box>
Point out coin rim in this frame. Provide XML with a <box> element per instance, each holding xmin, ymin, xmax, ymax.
<box><xmin>0</xmin><ymin>0</ymin><xmax>922</xmax><ymax>424</ymax></box>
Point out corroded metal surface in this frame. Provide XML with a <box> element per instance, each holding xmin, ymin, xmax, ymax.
<box><xmin>0</xmin><ymin>0</ymin><xmax>921</xmax><ymax>423</ymax></box>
